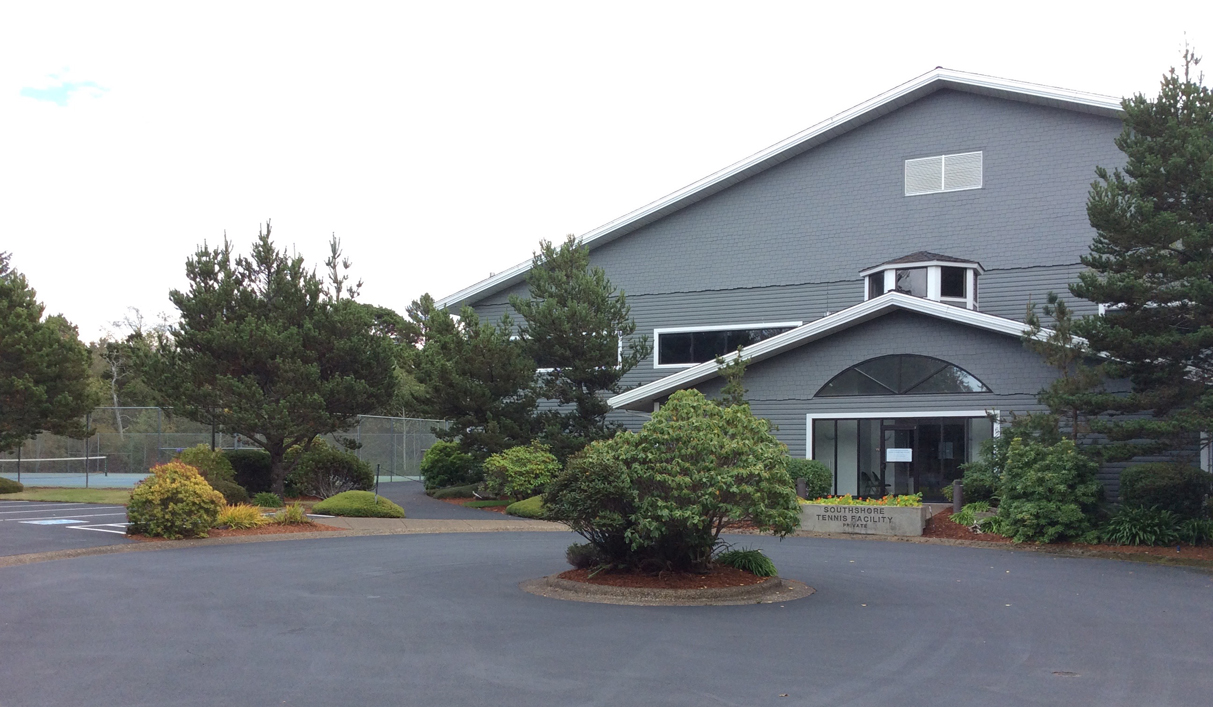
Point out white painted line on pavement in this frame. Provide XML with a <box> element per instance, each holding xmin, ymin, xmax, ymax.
<box><xmin>0</xmin><ymin>505</ymin><xmax>125</xmax><ymax>516</ymax></box>
<box><xmin>68</xmin><ymin>526</ymin><xmax>129</xmax><ymax>535</ymax></box>
<box><xmin>20</xmin><ymin>519</ymin><xmax>84</xmax><ymax>525</ymax></box>
<box><xmin>1</xmin><ymin>512</ymin><xmax>128</xmax><ymax>522</ymax></box>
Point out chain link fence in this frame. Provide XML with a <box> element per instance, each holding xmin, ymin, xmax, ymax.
<box><xmin>0</xmin><ymin>407</ymin><xmax>448</xmax><ymax>488</ymax></box>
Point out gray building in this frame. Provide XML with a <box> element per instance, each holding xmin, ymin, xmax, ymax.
<box><xmin>437</xmin><ymin>68</ymin><xmax>1132</xmax><ymax>501</ymax></box>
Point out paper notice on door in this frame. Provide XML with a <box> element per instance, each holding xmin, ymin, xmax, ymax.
<box><xmin>885</xmin><ymin>448</ymin><xmax>913</xmax><ymax>462</ymax></box>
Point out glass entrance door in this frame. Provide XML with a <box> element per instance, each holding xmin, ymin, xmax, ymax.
<box><xmin>881</xmin><ymin>425</ymin><xmax>915</xmax><ymax>496</ymax></box>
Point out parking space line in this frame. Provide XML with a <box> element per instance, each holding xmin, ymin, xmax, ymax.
<box><xmin>0</xmin><ymin>506</ymin><xmax>125</xmax><ymax>516</ymax></box>
<box><xmin>68</xmin><ymin>525</ymin><xmax>130</xmax><ymax>535</ymax></box>
<box><xmin>1</xmin><ymin>512</ymin><xmax>128</xmax><ymax>522</ymax></box>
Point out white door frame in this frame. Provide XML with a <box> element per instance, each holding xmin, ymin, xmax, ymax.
<box><xmin>805</xmin><ymin>410</ymin><xmax>1000</xmax><ymax>461</ymax></box>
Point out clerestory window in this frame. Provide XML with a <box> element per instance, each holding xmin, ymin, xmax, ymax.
<box><xmin>816</xmin><ymin>355</ymin><xmax>990</xmax><ymax>397</ymax></box>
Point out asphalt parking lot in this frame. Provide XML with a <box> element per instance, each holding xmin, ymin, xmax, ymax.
<box><xmin>0</xmin><ymin>501</ymin><xmax>133</xmax><ymax>556</ymax></box>
<box><xmin>2</xmin><ymin>532</ymin><xmax>1211</xmax><ymax>707</ymax></box>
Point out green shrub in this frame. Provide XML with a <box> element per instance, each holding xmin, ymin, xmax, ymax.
<box><xmin>285</xmin><ymin>441</ymin><xmax>374</xmax><ymax>499</ymax></box>
<box><xmin>311</xmin><ymin>490</ymin><xmax>405</xmax><ymax>518</ymax></box>
<box><xmin>565</xmin><ymin>542</ymin><xmax>604</xmax><ymax>569</ymax></box>
<box><xmin>0</xmin><ymin>477</ymin><xmax>24</xmax><ymax>494</ymax></box>
<box><xmin>714</xmin><ymin>548</ymin><xmax>777</xmax><ymax>577</ymax></box>
<box><xmin>209</xmin><ymin>478</ymin><xmax>250</xmax><ymax>505</ymax></box>
<box><xmin>959</xmin><ymin>414</ymin><xmax>1061</xmax><ymax>505</ymax></box>
<box><xmin>224</xmin><ymin>449</ymin><xmax>273</xmax><ymax>494</ymax></box>
<box><xmin>950</xmin><ymin>501</ymin><xmax>992</xmax><ymax>527</ymax></box>
<box><xmin>127</xmin><ymin>461</ymin><xmax>226</xmax><ymax>539</ymax></box>
<box><xmin>976</xmin><ymin>514</ymin><xmax>1007</xmax><ymax>535</ymax></box>
<box><xmin>1101</xmin><ymin>506</ymin><xmax>1182</xmax><ymax>546</ymax></box>
<box><xmin>785</xmin><ymin>458</ymin><xmax>832</xmax><ymax>499</ymax></box>
<box><xmin>1119</xmin><ymin>463</ymin><xmax>1212</xmax><ymax>519</ymax></box>
<box><xmin>176</xmin><ymin>444</ymin><xmax>236</xmax><ymax>485</ymax></box>
<box><xmin>421</xmin><ymin>441</ymin><xmax>481</xmax><ymax>490</ymax></box>
<box><xmin>1179</xmin><ymin>517</ymin><xmax>1213</xmax><ymax>546</ymax></box>
<box><xmin>252</xmin><ymin>492</ymin><xmax>284</xmax><ymax>508</ymax></box>
<box><xmin>506</xmin><ymin>495</ymin><xmax>545</xmax><ymax>519</ymax></box>
<box><xmin>431</xmin><ymin>483</ymin><xmax>480</xmax><ymax>499</ymax></box>
<box><xmin>274</xmin><ymin>502</ymin><xmax>311</xmax><ymax>525</ymax></box>
<box><xmin>997</xmin><ymin>438</ymin><xmax>1102</xmax><ymax>543</ymax></box>
<box><xmin>482</xmin><ymin>442</ymin><xmax>560</xmax><ymax>501</ymax></box>
<box><xmin>544</xmin><ymin>389</ymin><xmax>800</xmax><ymax>572</ymax></box>
<box><xmin>215</xmin><ymin>503</ymin><xmax>268</xmax><ymax>529</ymax></box>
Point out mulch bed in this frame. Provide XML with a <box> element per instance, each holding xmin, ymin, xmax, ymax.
<box><xmin>558</xmin><ymin>565</ymin><xmax>768</xmax><ymax>589</ymax></box>
<box><xmin>924</xmin><ymin>509</ymin><xmax>1213</xmax><ymax>561</ymax></box>
<box><xmin>436</xmin><ymin>496</ymin><xmax>511</xmax><ymax>515</ymax></box>
<box><xmin>923</xmin><ymin>509</ymin><xmax>1013</xmax><ymax>543</ymax></box>
<box><xmin>129</xmin><ymin>522</ymin><xmax>343</xmax><ymax>542</ymax></box>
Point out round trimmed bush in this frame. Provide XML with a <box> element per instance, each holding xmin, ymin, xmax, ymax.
<box><xmin>127</xmin><ymin>461</ymin><xmax>226</xmax><ymax>539</ymax></box>
<box><xmin>785</xmin><ymin>458</ymin><xmax>832</xmax><ymax>499</ymax></box>
<box><xmin>421</xmin><ymin>441</ymin><xmax>481</xmax><ymax>490</ymax></box>
<box><xmin>223</xmin><ymin>449</ymin><xmax>273</xmax><ymax>494</ymax></box>
<box><xmin>209</xmin><ymin>478</ymin><xmax>250</xmax><ymax>505</ymax></box>
<box><xmin>176</xmin><ymin>444</ymin><xmax>236</xmax><ymax>485</ymax></box>
<box><xmin>0</xmin><ymin>477</ymin><xmax>24</xmax><ymax>494</ymax></box>
<box><xmin>285</xmin><ymin>441</ymin><xmax>374</xmax><ymax>499</ymax></box>
<box><xmin>482</xmin><ymin>442</ymin><xmax>560</xmax><ymax>501</ymax></box>
<box><xmin>506</xmin><ymin>495</ymin><xmax>545</xmax><ymax>519</ymax></box>
<box><xmin>311</xmin><ymin>490</ymin><xmax>405</xmax><ymax>518</ymax></box>
<box><xmin>1119</xmin><ymin>463</ymin><xmax>1212</xmax><ymax>519</ymax></box>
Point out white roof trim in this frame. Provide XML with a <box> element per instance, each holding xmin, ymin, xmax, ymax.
<box><xmin>607</xmin><ymin>292</ymin><xmax>1058</xmax><ymax>410</ymax></box>
<box><xmin>436</xmin><ymin>68</ymin><xmax>1121</xmax><ymax>310</ymax></box>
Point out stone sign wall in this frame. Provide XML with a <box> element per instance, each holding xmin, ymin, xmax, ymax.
<box><xmin>799</xmin><ymin>504</ymin><xmax>929</xmax><ymax>536</ymax></box>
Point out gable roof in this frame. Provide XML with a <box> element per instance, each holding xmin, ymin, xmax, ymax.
<box><xmin>437</xmin><ymin>68</ymin><xmax>1122</xmax><ymax>310</ymax></box>
<box><xmin>607</xmin><ymin>292</ymin><xmax>1054</xmax><ymax>411</ymax></box>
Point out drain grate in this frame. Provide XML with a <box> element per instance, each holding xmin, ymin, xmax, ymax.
<box><xmin>1052</xmin><ymin>671</ymin><xmax>1080</xmax><ymax>678</ymax></box>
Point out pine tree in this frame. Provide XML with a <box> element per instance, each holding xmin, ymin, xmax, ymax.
<box><xmin>0</xmin><ymin>252</ymin><xmax>100</xmax><ymax>452</ymax></box>
<box><xmin>714</xmin><ymin>346</ymin><xmax>749</xmax><ymax>408</ymax></box>
<box><xmin>139</xmin><ymin>225</ymin><xmax>398</xmax><ymax>494</ymax></box>
<box><xmin>405</xmin><ymin>294</ymin><xmax>539</xmax><ymax>459</ymax></box>
<box><xmin>509</xmin><ymin>236</ymin><xmax>651</xmax><ymax>460</ymax></box>
<box><xmin>1023</xmin><ymin>293</ymin><xmax>1104</xmax><ymax>444</ymax></box>
<box><xmin>1071</xmin><ymin>48</ymin><xmax>1213</xmax><ymax>461</ymax></box>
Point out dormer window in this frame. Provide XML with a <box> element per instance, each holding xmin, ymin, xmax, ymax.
<box><xmin>861</xmin><ymin>252</ymin><xmax>982</xmax><ymax>310</ymax></box>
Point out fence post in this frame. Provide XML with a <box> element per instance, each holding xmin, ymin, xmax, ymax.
<box><xmin>391</xmin><ymin>418</ymin><xmax>397</xmax><ymax>479</ymax></box>
<box><xmin>157</xmin><ymin>408</ymin><xmax>163</xmax><ymax>465</ymax></box>
<box><xmin>85</xmin><ymin>412</ymin><xmax>91</xmax><ymax>488</ymax></box>
<box><xmin>15</xmin><ymin>445</ymin><xmax>20</xmax><ymax>484</ymax></box>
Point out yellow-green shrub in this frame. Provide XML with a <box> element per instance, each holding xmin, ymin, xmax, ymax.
<box><xmin>274</xmin><ymin>503</ymin><xmax>311</xmax><ymax>525</ymax></box>
<box><xmin>127</xmin><ymin>462</ymin><xmax>226</xmax><ymax>539</ymax></box>
<box><xmin>215</xmin><ymin>503</ymin><xmax>268</xmax><ymax>529</ymax></box>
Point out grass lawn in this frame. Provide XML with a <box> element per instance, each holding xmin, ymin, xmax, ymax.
<box><xmin>0</xmin><ymin>488</ymin><xmax>132</xmax><ymax>505</ymax></box>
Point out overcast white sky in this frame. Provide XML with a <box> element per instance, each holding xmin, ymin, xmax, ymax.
<box><xmin>2</xmin><ymin>1</ymin><xmax>1210</xmax><ymax>341</ymax></box>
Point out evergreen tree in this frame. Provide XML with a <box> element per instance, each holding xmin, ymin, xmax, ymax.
<box><xmin>139</xmin><ymin>225</ymin><xmax>398</xmax><ymax>495</ymax></box>
<box><xmin>1023</xmin><ymin>293</ymin><xmax>1105</xmax><ymax>444</ymax></box>
<box><xmin>0</xmin><ymin>252</ymin><xmax>100</xmax><ymax>452</ymax></box>
<box><xmin>714</xmin><ymin>346</ymin><xmax>749</xmax><ymax>408</ymax></box>
<box><xmin>509</xmin><ymin>236</ymin><xmax>651</xmax><ymax>460</ymax></box>
<box><xmin>405</xmin><ymin>294</ymin><xmax>539</xmax><ymax>459</ymax></box>
<box><xmin>1070</xmin><ymin>49</ymin><xmax>1213</xmax><ymax>462</ymax></box>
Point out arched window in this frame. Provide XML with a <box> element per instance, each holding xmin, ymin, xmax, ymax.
<box><xmin>816</xmin><ymin>355</ymin><xmax>989</xmax><ymax>397</ymax></box>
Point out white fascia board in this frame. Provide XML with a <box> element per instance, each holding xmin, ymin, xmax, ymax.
<box><xmin>608</xmin><ymin>292</ymin><xmax>1061</xmax><ymax>410</ymax></box>
<box><xmin>436</xmin><ymin>69</ymin><xmax>1122</xmax><ymax>310</ymax></box>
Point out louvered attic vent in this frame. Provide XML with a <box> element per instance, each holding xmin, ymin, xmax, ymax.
<box><xmin>904</xmin><ymin>151</ymin><xmax>982</xmax><ymax>196</ymax></box>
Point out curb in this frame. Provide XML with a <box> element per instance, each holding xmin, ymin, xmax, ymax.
<box><xmin>520</xmin><ymin>575</ymin><xmax>815</xmax><ymax>606</ymax></box>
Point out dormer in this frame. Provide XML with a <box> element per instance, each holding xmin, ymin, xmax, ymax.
<box><xmin>860</xmin><ymin>252</ymin><xmax>983</xmax><ymax>310</ymax></box>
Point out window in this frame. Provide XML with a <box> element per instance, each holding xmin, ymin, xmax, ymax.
<box><xmin>904</xmin><ymin>151</ymin><xmax>983</xmax><ymax>196</ymax></box>
<box><xmin>894</xmin><ymin>268</ymin><xmax>928</xmax><ymax>297</ymax></box>
<box><xmin>655</xmin><ymin>323</ymin><xmax>798</xmax><ymax>367</ymax></box>
<box><xmin>940</xmin><ymin>267</ymin><xmax>967</xmax><ymax>299</ymax></box>
<box><xmin>816</xmin><ymin>355</ymin><xmax>989</xmax><ymax>397</ymax></box>
<box><xmin>861</xmin><ymin>255</ymin><xmax>980</xmax><ymax>310</ymax></box>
